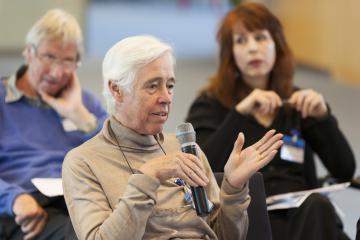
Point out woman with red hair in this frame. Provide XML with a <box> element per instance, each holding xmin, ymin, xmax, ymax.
<box><xmin>186</xmin><ymin>2</ymin><xmax>355</xmax><ymax>240</ymax></box>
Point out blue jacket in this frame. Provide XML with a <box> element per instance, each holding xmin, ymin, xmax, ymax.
<box><xmin>0</xmin><ymin>66</ymin><xmax>107</xmax><ymax>216</ymax></box>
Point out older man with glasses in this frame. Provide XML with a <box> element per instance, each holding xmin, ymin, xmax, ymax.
<box><xmin>0</xmin><ymin>9</ymin><xmax>107</xmax><ymax>240</ymax></box>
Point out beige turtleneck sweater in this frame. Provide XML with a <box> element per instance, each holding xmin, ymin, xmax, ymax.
<box><xmin>62</xmin><ymin>117</ymin><xmax>250</xmax><ymax>240</ymax></box>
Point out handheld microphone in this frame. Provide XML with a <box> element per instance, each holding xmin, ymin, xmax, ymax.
<box><xmin>176</xmin><ymin>122</ymin><xmax>211</xmax><ymax>217</ymax></box>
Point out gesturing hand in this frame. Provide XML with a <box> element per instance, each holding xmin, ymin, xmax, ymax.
<box><xmin>40</xmin><ymin>73</ymin><xmax>97</xmax><ymax>132</ymax></box>
<box><xmin>139</xmin><ymin>152</ymin><xmax>209</xmax><ymax>187</ymax></box>
<box><xmin>12</xmin><ymin>194</ymin><xmax>48</xmax><ymax>240</ymax></box>
<box><xmin>224</xmin><ymin>130</ymin><xmax>283</xmax><ymax>189</ymax></box>
<box><xmin>235</xmin><ymin>89</ymin><xmax>282</xmax><ymax>116</ymax></box>
<box><xmin>287</xmin><ymin>89</ymin><xmax>328</xmax><ymax>119</ymax></box>
<box><xmin>39</xmin><ymin>72</ymin><xmax>83</xmax><ymax>118</ymax></box>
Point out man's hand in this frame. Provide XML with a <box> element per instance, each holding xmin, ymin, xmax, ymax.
<box><xmin>287</xmin><ymin>89</ymin><xmax>328</xmax><ymax>119</ymax></box>
<box><xmin>224</xmin><ymin>130</ymin><xmax>283</xmax><ymax>189</ymax></box>
<box><xmin>139</xmin><ymin>152</ymin><xmax>209</xmax><ymax>187</ymax></box>
<box><xmin>12</xmin><ymin>194</ymin><xmax>48</xmax><ymax>240</ymax></box>
<box><xmin>39</xmin><ymin>73</ymin><xmax>97</xmax><ymax>132</ymax></box>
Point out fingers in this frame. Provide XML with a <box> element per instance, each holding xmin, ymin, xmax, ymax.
<box><xmin>39</xmin><ymin>90</ymin><xmax>63</xmax><ymax>113</ymax></box>
<box><xmin>15</xmin><ymin>214</ymin><xmax>37</xmax><ymax>226</ymax></box>
<box><xmin>21</xmin><ymin>218</ymin><xmax>36</xmax><ymax>233</ymax></box>
<box><xmin>178</xmin><ymin>154</ymin><xmax>209</xmax><ymax>187</ymax></box>
<box><xmin>296</xmin><ymin>91</ymin><xmax>307</xmax><ymax>112</ymax></box>
<box><xmin>248</xmin><ymin>130</ymin><xmax>283</xmax><ymax>173</ymax></box>
<box><xmin>23</xmin><ymin>212</ymin><xmax>47</xmax><ymax>240</ymax></box>
<box><xmin>236</xmin><ymin>89</ymin><xmax>282</xmax><ymax>115</ymax></box>
<box><xmin>255</xmin><ymin>131</ymin><xmax>283</xmax><ymax>170</ymax></box>
<box><xmin>232</xmin><ymin>132</ymin><xmax>245</xmax><ymax>155</ymax></box>
<box><xmin>15</xmin><ymin>214</ymin><xmax>28</xmax><ymax>225</ymax></box>
<box><xmin>67</xmin><ymin>72</ymin><xmax>81</xmax><ymax>92</ymax></box>
<box><xmin>306</xmin><ymin>94</ymin><xmax>327</xmax><ymax>118</ymax></box>
<box><xmin>269</xmin><ymin>93</ymin><xmax>281</xmax><ymax>114</ymax></box>
<box><xmin>255</xmin><ymin>91</ymin><xmax>282</xmax><ymax>115</ymax></box>
<box><xmin>288</xmin><ymin>89</ymin><xmax>327</xmax><ymax>118</ymax></box>
<box><xmin>178</xmin><ymin>166</ymin><xmax>204</xmax><ymax>187</ymax></box>
<box><xmin>287</xmin><ymin>90</ymin><xmax>299</xmax><ymax>106</ymax></box>
<box><xmin>143</xmin><ymin>152</ymin><xmax>210</xmax><ymax>187</ymax></box>
<box><xmin>257</xmin><ymin>132</ymin><xmax>283</xmax><ymax>154</ymax></box>
<box><xmin>257</xmin><ymin>150</ymin><xmax>278</xmax><ymax>169</ymax></box>
<box><xmin>255</xmin><ymin>95</ymin><xmax>271</xmax><ymax>114</ymax></box>
<box><xmin>268</xmin><ymin>91</ymin><xmax>282</xmax><ymax>113</ymax></box>
<box><xmin>252</xmin><ymin>129</ymin><xmax>276</xmax><ymax>150</ymax></box>
<box><xmin>38</xmin><ymin>90</ymin><xmax>55</xmax><ymax>106</ymax></box>
<box><xmin>258</xmin><ymin>138</ymin><xmax>283</xmax><ymax>161</ymax></box>
<box><xmin>21</xmin><ymin>216</ymin><xmax>39</xmax><ymax>233</ymax></box>
<box><xmin>297</xmin><ymin>90</ymin><xmax>316</xmax><ymax>118</ymax></box>
<box><xmin>302</xmin><ymin>94</ymin><xmax>317</xmax><ymax>118</ymax></box>
<box><xmin>307</xmin><ymin>95</ymin><xmax>319</xmax><ymax>114</ymax></box>
<box><xmin>289</xmin><ymin>90</ymin><xmax>308</xmax><ymax>115</ymax></box>
<box><xmin>16</xmin><ymin>207</ymin><xmax>47</xmax><ymax>240</ymax></box>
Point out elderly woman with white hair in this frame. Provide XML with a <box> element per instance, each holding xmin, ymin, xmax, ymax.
<box><xmin>62</xmin><ymin>35</ymin><xmax>283</xmax><ymax>240</ymax></box>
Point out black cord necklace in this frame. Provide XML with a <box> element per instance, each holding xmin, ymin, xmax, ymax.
<box><xmin>108</xmin><ymin>124</ymin><xmax>166</xmax><ymax>174</ymax></box>
<box><xmin>108</xmin><ymin>123</ymin><xmax>200</xmax><ymax>208</ymax></box>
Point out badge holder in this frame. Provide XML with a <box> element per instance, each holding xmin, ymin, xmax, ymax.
<box><xmin>280</xmin><ymin>129</ymin><xmax>305</xmax><ymax>164</ymax></box>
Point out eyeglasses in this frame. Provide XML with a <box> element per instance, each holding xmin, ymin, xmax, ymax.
<box><xmin>32</xmin><ymin>45</ymin><xmax>81</xmax><ymax>71</ymax></box>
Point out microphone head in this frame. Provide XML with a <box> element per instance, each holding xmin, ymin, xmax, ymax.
<box><xmin>176</xmin><ymin>122</ymin><xmax>196</xmax><ymax>144</ymax></box>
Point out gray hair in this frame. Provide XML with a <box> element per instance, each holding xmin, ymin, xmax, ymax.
<box><xmin>102</xmin><ymin>35</ymin><xmax>175</xmax><ymax>115</ymax></box>
<box><xmin>25</xmin><ymin>8</ymin><xmax>83</xmax><ymax>59</ymax></box>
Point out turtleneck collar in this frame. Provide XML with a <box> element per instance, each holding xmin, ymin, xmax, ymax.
<box><xmin>104</xmin><ymin>116</ymin><xmax>164</xmax><ymax>152</ymax></box>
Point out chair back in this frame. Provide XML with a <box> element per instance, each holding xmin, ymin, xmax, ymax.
<box><xmin>214</xmin><ymin>172</ymin><xmax>272</xmax><ymax>240</ymax></box>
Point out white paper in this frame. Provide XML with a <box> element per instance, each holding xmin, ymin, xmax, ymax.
<box><xmin>266</xmin><ymin>182</ymin><xmax>350</xmax><ymax>211</ymax></box>
<box><xmin>62</xmin><ymin>118</ymin><xmax>78</xmax><ymax>132</ymax></box>
<box><xmin>267</xmin><ymin>193</ymin><xmax>311</xmax><ymax>211</ymax></box>
<box><xmin>31</xmin><ymin>178</ymin><xmax>63</xmax><ymax>197</ymax></box>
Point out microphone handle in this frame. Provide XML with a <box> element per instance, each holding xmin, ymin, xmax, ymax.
<box><xmin>181</xmin><ymin>144</ymin><xmax>211</xmax><ymax>216</ymax></box>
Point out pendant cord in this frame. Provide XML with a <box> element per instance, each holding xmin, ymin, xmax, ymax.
<box><xmin>108</xmin><ymin>124</ymin><xmax>166</xmax><ymax>174</ymax></box>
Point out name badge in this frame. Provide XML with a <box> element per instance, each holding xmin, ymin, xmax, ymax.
<box><xmin>280</xmin><ymin>129</ymin><xmax>305</xmax><ymax>164</ymax></box>
<box><xmin>61</xmin><ymin>118</ymin><xmax>78</xmax><ymax>132</ymax></box>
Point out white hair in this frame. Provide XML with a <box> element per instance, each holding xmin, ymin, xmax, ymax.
<box><xmin>102</xmin><ymin>35</ymin><xmax>175</xmax><ymax>115</ymax></box>
<box><xmin>25</xmin><ymin>8</ymin><xmax>83</xmax><ymax>59</ymax></box>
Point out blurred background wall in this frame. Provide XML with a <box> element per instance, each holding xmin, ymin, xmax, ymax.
<box><xmin>2</xmin><ymin>0</ymin><xmax>360</xmax><ymax>85</ymax></box>
<box><xmin>0</xmin><ymin>0</ymin><xmax>87</xmax><ymax>53</ymax></box>
<box><xmin>272</xmin><ymin>0</ymin><xmax>360</xmax><ymax>86</ymax></box>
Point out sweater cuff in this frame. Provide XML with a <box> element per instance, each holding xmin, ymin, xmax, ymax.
<box><xmin>127</xmin><ymin>174</ymin><xmax>160</xmax><ymax>202</ymax></box>
<box><xmin>221</xmin><ymin>178</ymin><xmax>249</xmax><ymax>204</ymax></box>
<box><xmin>302</xmin><ymin>103</ymin><xmax>335</xmax><ymax>129</ymax></box>
<box><xmin>303</xmin><ymin>113</ymin><xmax>337</xmax><ymax>130</ymax></box>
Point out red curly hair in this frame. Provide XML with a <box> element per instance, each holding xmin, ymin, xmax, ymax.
<box><xmin>204</xmin><ymin>2</ymin><xmax>294</xmax><ymax>108</ymax></box>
